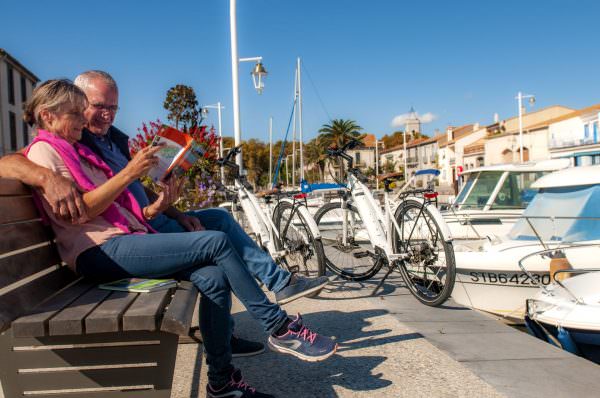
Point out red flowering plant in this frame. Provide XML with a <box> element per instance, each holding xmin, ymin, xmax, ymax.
<box><xmin>129</xmin><ymin>119</ymin><xmax>221</xmax><ymax>210</ymax></box>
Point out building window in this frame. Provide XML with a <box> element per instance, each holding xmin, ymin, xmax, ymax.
<box><xmin>21</xmin><ymin>76</ymin><xmax>27</xmax><ymax>102</ymax></box>
<box><xmin>9</xmin><ymin>112</ymin><xmax>17</xmax><ymax>151</ymax></box>
<box><xmin>584</xmin><ymin>124</ymin><xmax>590</xmax><ymax>140</ymax></box>
<box><xmin>594</xmin><ymin>122</ymin><xmax>598</xmax><ymax>144</ymax></box>
<box><xmin>355</xmin><ymin>152</ymin><xmax>361</xmax><ymax>165</ymax></box>
<box><xmin>22</xmin><ymin>121</ymin><xmax>29</xmax><ymax>146</ymax></box>
<box><xmin>7</xmin><ymin>65</ymin><xmax>15</xmax><ymax>105</ymax></box>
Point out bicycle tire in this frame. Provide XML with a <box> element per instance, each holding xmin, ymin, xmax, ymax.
<box><xmin>314</xmin><ymin>202</ymin><xmax>383</xmax><ymax>281</ymax></box>
<box><xmin>273</xmin><ymin>201</ymin><xmax>326</xmax><ymax>277</ymax></box>
<box><xmin>393</xmin><ymin>199</ymin><xmax>456</xmax><ymax>306</ymax></box>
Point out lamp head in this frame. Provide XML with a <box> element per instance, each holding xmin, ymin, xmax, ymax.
<box><xmin>251</xmin><ymin>62</ymin><xmax>268</xmax><ymax>94</ymax></box>
<box><xmin>529</xmin><ymin>96</ymin><xmax>536</xmax><ymax>106</ymax></box>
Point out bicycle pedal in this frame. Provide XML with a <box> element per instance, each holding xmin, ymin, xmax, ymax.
<box><xmin>353</xmin><ymin>251</ymin><xmax>372</xmax><ymax>259</ymax></box>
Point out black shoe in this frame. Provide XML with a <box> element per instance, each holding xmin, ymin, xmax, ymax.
<box><xmin>207</xmin><ymin>369</ymin><xmax>274</xmax><ymax>398</ymax></box>
<box><xmin>182</xmin><ymin>328</ymin><xmax>264</xmax><ymax>358</ymax></box>
<box><xmin>275</xmin><ymin>275</ymin><xmax>330</xmax><ymax>305</ymax></box>
<box><xmin>231</xmin><ymin>335</ymin><xmax>265</xmax><ymax>358</ymax></box>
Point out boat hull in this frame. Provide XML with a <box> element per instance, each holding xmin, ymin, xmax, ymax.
<box><xmin>453</xmin><ymin>268</ymin><xmax>551</xmax><ymax>321</ymax></box>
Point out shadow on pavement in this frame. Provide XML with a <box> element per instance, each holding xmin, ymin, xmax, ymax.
<box><xmin>230</xmin><ymin>308</ymin><xmax>423</xmax><ymax>397</ymax></box>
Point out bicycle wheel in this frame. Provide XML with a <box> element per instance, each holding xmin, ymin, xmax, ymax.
<box><xmin>393</xmin><ymin>199</ymin><xmax>456</xmax><ymax>306</ymax></box>
<box><xmin>314</xmin><ymin>202</ymin><xmax>383</xmax><ymax>281</ymax></box>
<box><xmin>273</xmin><ymin>201</ymin><xmax>326</xmax><ymax>277</ymax></box>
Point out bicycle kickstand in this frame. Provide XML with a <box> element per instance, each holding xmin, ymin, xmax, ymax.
<box><xmin>371</xmin><ymin>264</ymin><xmax>395</xmax><ymax>296</ymax></box>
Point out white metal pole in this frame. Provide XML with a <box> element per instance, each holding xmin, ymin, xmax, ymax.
<box><xmin>230</xmin><ymin>0</ymin><xmax>243</xmax><ymax>170</ymax></box>
<box><xmin>217</xmin><ymin>102</ymin><xmax>225</xmax><ymax>185</ymax></box>
<box><xmin>291</xmin><ymin>67</ymin><xmax>298</xmax><ymax>187</ymax></box>
<box><xmin>285</xmin><ymin>156</ymin><xmax>289</xmax><ymax>186</ymax></box>
<box><xmin>269</xmin><ymin>116</ymin><xmax>273</xmax><ymax>188</ymax></box>
<box><xmin>517</xmin><ymin>91</ymin><xmax>524</xmax><ymax>164</ymax></box>
<box><xmin>297</xmin><ymin>57</ymin><xmax>304</xmax><ymax>181</ymax></box>
<box><xmin>403</xmin><ymin>130</ymin><xmax>407</xmax><ymax>181</ymax></box>
<box><xmin>375</xmin><ymin>138</ymin><xmax>379</xmax><ymax>190</ymax></box>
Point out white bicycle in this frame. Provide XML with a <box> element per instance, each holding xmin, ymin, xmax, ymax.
<box><xmin>218</xmin><ymin>146</ymin><xmax>325</xmax><ymax>277</ymax></box>
<box><xmin>315</xmin><ymin>137</ymin><xmax>456</xmax><ymax>306</ymax></box>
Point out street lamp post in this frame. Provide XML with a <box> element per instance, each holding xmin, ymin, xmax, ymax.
<box><xmin>230</xmin><ymin>0</ymin><xmax>268</xmax><ymax>171</ymax></box>
<box><xmin>201</xmin><ymin>102</ymin><xmax>225</xmax><ymax>185</ymax></box>
<box><xmin>516</xmin><ymin>91</ymin><xmax>535</xmax><ymax>163</ymax></box>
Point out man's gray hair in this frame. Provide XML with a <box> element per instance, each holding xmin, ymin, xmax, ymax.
<box><xmin>74</xmin><ymin>70</ymin><xmax>118</xmax><ymax>92</ymax></box>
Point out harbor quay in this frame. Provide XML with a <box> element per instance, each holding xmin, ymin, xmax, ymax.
<box><xmin>170</xmin><ymin>272</ymin><xmax>600</xmax><ymax>398</ymax></box>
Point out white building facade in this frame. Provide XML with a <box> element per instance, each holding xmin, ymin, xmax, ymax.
<box><xmin>0</xmin><ymin>49</ymin><xmax>39</xmax><ymax>155</ymax></box>
<box><xmin>546</xmin><ymin>104</ymin><xmax>600</xmax><ymax>166</ymax></box>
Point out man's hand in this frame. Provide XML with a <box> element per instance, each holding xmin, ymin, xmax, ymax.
<box><xmin>144</xmin><ymin>177</ymin><xmax>184</xmax><ymax>220</ymax></box>
<box><xmin>176</xmin><ymin>213</ymin><xmax>205</xmax><ymax>232</ymax></box>
<box><xmin>41</xmin><ymin>172</ymin><xmax>87</xmax><ymax>223</ymax></box>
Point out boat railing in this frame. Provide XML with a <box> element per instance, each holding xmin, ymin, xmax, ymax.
<box><xmin>518</xmin><ymin>241</ymin><xmax>600</xmax><ymax>298</ymax></box>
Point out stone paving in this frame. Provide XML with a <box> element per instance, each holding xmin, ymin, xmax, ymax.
<box><xmin>171</xmin><ymin>275</ymin><xmax>505</xmax><ymax>398</ymax></box>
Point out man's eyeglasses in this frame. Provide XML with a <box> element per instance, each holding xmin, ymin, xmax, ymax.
<box><xmin>90</xmin><ymin>103</ymin><xmax>119</xmax><ymax>113</ymax></box>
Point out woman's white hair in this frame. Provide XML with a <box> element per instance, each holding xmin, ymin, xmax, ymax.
<box><xmin>74</xmin><ymin>70</ymin><xmax>118</xmax><ymax>92</ymax></box>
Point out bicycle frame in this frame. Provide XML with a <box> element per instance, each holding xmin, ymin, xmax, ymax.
<box><xmin>343</xmin><ymin>173</ymin><xmax>452</xmax><ymax>263</ymax></box>
<box><xmin>233</xmin><ymin>179</ymin><xmax>321</xmax><ymax>260</ymax></box>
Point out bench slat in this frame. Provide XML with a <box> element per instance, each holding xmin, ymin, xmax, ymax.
<box><xmin>0</xmin><ymin>178</ymin><xmax>30</xmax><ymax>196</ymax></box>
<box><xmin>160</xmin><ymin>281</ymin><xmax>197</xmax><ymax>336</ymax></box>
<box><xmin>12</xmin><ymin>282</ymin><xmax>94</xmax><ymax>338</ymax></box>
<box><xmin>85</xmin><ymin>291</ymin><xmax>138</xmax><ymax>334</ymax></box>
<box><xmin>49</xmin><ymin>288</ymin><xmax>111</xmax><ymax>336</ymax></box>
<box><xmin>0</xmin><ymin>196</ymin><xmax>39</xmax><ymax>224</ymax></box>
<box><xmin>0</xmin><ymin>267</ymin><xmax>78</xmax><ymax>334</ymax></box>
<box><xmin>123</xmin><ymin>290</ymin><xmax>171</xmax><ymax>332</ymax></box>
<box><xmin>0</xmin><ymin>245</ymin><xmax>62</xmax><ymax>290</ymax></box>
<box><xmin>0</xmin><ymin>220</ymin><xmax>53</xmax><ymax>255</ymax></box>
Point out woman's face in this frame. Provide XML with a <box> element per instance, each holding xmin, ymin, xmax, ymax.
<box><xmin>48</xmin><ymin>104</ymin><xmax>87</xmax><ymax>144</ymax></box>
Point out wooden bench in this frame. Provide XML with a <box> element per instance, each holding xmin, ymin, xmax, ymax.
<box><xmin>0</xmin><ymin>178</ymin><xmax>199</xmax><ymax>398</ymax></box>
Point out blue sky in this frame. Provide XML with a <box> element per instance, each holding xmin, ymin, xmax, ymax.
<box><xmin>2</xmin><ymin>0</ymin><xmax>599</xmax><ymax>143</ymax></box>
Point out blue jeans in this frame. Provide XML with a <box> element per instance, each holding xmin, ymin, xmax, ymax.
<box><xmin>150</xmin><ymin>208</ymin><xmax>291</xmax><ymax>293</ymax></box>
<box><xmin>76</xmin><ymin>230</ymin><xmax>289</xmax><ymax>386</ymax></box>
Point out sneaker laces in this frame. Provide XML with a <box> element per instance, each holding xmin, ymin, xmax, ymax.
<box><xmin>231</xmin><ymin>377</ymin><xmax>255</xmax><ymax>393</ymax></box>
<box><xmin>292</xmin><ymin>324</ymin><xmax>317</xmax><ymax>345</ymax></box>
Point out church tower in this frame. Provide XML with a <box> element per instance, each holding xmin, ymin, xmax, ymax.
<box><xmin>405</xmin><ymin>107</ymin><xmax>421</xmax><ymax>135</ymax></box>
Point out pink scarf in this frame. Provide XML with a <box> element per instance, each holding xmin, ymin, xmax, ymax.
<box><xmin>25</xmin><ymin>129</ymin><xmax>155</xmax><ymax>234</ymax></box>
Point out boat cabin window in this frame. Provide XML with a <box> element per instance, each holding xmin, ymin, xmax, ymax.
<box><xmin>459</xmin><ymin>171</ymin><xmax>503</xmax><ymax>209</ymax></box>
<box><xmin>490</xmin><ymin>172</ymin><xmax>545</xmax><ymax>209</ymax></box>
<box><xmin>508</xmin><ymin>184</ymin><xmax>600</xmax><ymax>242</ymax></box>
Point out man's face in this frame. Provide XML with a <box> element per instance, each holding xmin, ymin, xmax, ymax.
<box><xmin>82</xmin><ymin>79</ymin><xmax>119</xmax><ymax>135</ymax></box>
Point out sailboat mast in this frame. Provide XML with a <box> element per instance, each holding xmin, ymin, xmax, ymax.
<box><xmin>297</xmin><ymin>57</ymin><xmax>304</xmax><ymax>181</ymax></box>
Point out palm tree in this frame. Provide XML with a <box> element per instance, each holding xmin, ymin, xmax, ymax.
<box><xmin>318</xmin><ymin>119</ymin><xmax>363</xmax><ymax>148</ymax></box>
<box><xmin>318</xmin><ymin>119</ymin><xmax>363</xmax><ymax>180</ymax></box>
<box><xmin>304</xmin><ymin>137</ymin><xmax>327</xmax><ymax>182</ymax></box>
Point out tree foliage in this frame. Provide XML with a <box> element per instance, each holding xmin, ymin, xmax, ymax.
<box><xmin>380</xmin><ymin>130</ymin><xmax>428</xmax><ymax>149</ymax></box>
<box><xmin>163</xmin><ymin>84</ymin><xmax>201</xmax><ymax>131</ymax></box>
<box><xmin>318</xmin><ymin>119</ymin><xmax>363</xmax><ymax>148</ymax></box>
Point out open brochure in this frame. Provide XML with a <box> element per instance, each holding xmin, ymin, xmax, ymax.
<box><xmin>98</xmin><ymin>278</ymin><xmax>178</xmax><ymax>293</ymax></box>
<box><xmin>148</xmin><ymin>126</ymin><xmax>205</xmax><ymax>183</ymax></box>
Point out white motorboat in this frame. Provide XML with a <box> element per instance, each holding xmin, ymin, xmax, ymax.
<box><xmin>525</xmin><ymin>259</ymin><xmax>600</xmax><ymax>364</ymax></box>
<box><xmin>451</xmin><ymin>165</ymin><xmax>600</xmax><ymax>322</ymax></box>
<box><xmin>443</xmin><ymin>159</ymin><xmax>570</xmax><ymax>242</ymax></box>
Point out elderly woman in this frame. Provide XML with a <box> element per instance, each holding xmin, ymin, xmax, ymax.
<box><xmin>24</xmin><ymin>79</ymin><xmax>336</xmax><ymax>398</ymax></box>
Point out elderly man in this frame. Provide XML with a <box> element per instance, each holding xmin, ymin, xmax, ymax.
<box><xmin>0</xmin><ymin>70</ymin><xmax>329</xmax><ymax>357</ymax></box>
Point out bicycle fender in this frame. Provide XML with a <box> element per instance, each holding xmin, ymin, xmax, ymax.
<box><xmin>280</xmin><ymin>198</ymin><xmax>322</xmax><ymax>239</ymax></box>
<box><xmin>404</xmin><ymin>196</ymin><xmax>453</xmax><ymax>242</ymax></box>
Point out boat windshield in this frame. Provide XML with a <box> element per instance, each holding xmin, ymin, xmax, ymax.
<box><xmin>458</xmin><ymin>171</ymin><xmax>503</xmax><ymax>209</ymax></box>
<box><xmin>508</xmin><ymin>184</ymin><xmax>600</xmax><ymax>242</ymax></box>
<box><xmin>490</xmin><ymin>171</ymin><xmax>545</xmax><ymax>209</ymax></box>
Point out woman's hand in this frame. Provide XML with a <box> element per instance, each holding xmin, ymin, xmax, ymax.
<box><xmin>143</xmin><ymin>177</ymin><xmax>184</xmax><ymax>220</ymax></box>
<box><xmin>124</xmin><ymin>145</ymin><xmax>162</xmax><ymax>180</ymax></box>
